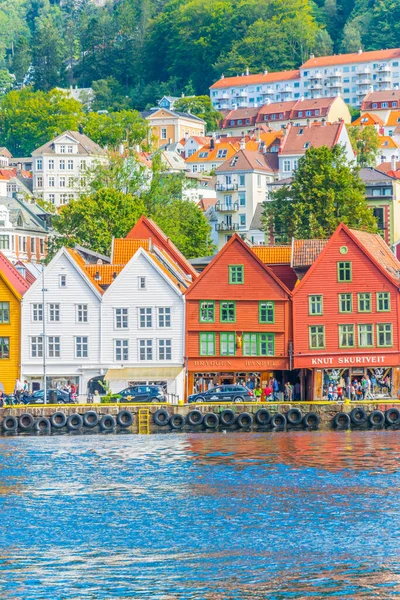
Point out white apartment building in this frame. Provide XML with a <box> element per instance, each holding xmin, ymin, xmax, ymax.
<box><xmin>211</xmin><ymin>48</ymin><xmax>400</xmax><ymax>110</ymax></box>
<box><xmin>32</xmin><ymin>131</ymin><xmax>106</xmax><ymax>208</ymax></box>
<box><xmin>214</xmin><ymin>148</ymin><xmax>277</xmax><ymax>249</ymax></box>
<box><xmin>21</xmin><ymin>248</ymin><xmax>103</xmax><ymax>394</ymax></box>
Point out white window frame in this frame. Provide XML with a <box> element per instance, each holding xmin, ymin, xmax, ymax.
<box><xmin>75</xmin><ymin>336</ymin><xmax>88</xmax><ymax>358</ymax></box>
<box><xmin>30</xmin><ymin>336</ymin><xmax>43</xmax><ymax>358</ymax></box>
<box><xmin>115</xmin><ymin>307</ymin><xmax>128</xmax><ymax>329</ymax></box>
<box><xmin>48</xmin><ymin>303</ymin><xmax>60</xmax><ymax>322</ymax></box>
<box><xmin>48</xmin><ymin>336</ymin><xmax>60</xmax><ymax>358</ymax></box>
<box><xmin>59</xmin><ymin>274</ymin><xmax>67</xmax><ymax>288</ymax></box>
<box><xmin>138</xmin><ymin>276</ymin><xmax>146</xmax><ymax>289</ymax></box>
<box><xmin>139</xmin><ymin>307</ymin><xmax>152</xmax><ymax>328</ymax></box>
<box><xmin>158</xmin><ymin>307</ymin><xmax>171</xmax><ymax>328</ymax></box>
<box><xmin>158</xmin><ymin>339</ymin><xmax>172</xmax><ymax>360</ymax></box>
<box><xmin>139</xmin><ymin>339</ymin><xmax>153</xmax><ymax>361</ymax></box>
<box><xmin>115</xmin><ymin>339</ymin><xmax>129</xmax><ymax>361</ymax></box>
<box><xmin>76</xmin><ymin>304</ymin><xmax>88</xmax><ymax>323</ymax></box>
<box><xmin>32</xmin><ymin>303</ymin><xmax>43</xmax><ymax>322</ymax></box>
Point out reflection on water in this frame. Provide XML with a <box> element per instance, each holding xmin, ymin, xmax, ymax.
<box><xmin>0</xmin><ymin>431</ymin><xmax>400</xmax><ymax>598</ymax></box>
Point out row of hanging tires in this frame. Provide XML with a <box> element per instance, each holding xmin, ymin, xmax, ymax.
<box><xmin>1</xmin><ymin>410</ymin><xmax>134</xmax><ymax>434</ymax></box>
<box><xmin>154</xmin><ymin>408</ymin><xmax>321</xmax><ymax>430</ymax></box>
<box><xmin>333</xmin><ymin>407</ymin><xmax>400</xmax><ymax>429</ymax></box>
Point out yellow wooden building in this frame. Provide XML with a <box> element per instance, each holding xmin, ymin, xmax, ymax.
<box><xmin>0</xmin><ymin>253</ymin><xmax>29</xmax><ymax>394</ymax></box>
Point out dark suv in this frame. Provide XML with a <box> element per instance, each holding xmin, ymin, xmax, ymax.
<box><xmin>188</xmin><ymin>384</ymin><xmax>254</xmax><ymax>404</ymax></box>
<box><xmin>117</xmin><ymin>385</ymin><xmax>167</xmax><ymax>403</ymax></box>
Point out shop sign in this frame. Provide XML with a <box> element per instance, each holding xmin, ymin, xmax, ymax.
<box><xmin>193</xmin><ymin>360</ymin><xmax>234</xmax><ymax>368</ymax></box>
<box><xmin>244</xmin><ymin>360</ymin><xmax>278</xmax><ymax>368</ymax></box>
<box><xmin>311</xmin><ymin>355</ymin><xmax>387</xmax><ymax>366</ymax></box>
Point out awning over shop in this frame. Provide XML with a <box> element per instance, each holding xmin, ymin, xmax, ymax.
<box><xmin>105</xmin><ymin>367</ymin><xmax>184</xmax><ymax>381</ymax></box>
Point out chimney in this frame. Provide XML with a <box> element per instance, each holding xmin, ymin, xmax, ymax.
<box><xmin>246</xmin><ymin>67</ymin><xmax>249</xmax><ymax>76</ymax></box>
<box><xmin>321</xmin><ymin>118</ymin><xmax>326</xmax><ymax>127</ymax></box>
<box><xmin>119</xmin><ymin>143</ymin><xmax>124</xmax><ymax>155</ymax></box>
<box><xmin>358</xmin><ymin>48</ymin><xmax>363</xmax><ymax>54</ymax></box>
<box><xmin>169</xmin><ymin>138</ymin><xmax>172</xmax><ymax>144</ymax></box>
<box><xmin>264</xmin><ymin>70</ymin><xmax>268</xmax><ymax>75</ymax></box>
<box><xmin>240</xmin><ymin>138</ymin><xmax>245</xmax><ymax>150</ymax></box>
<box><xmin>391</xmin><ymin>155</ymin><xmax>397</xmax><ymax>171</ymax></box>
<box><xmin>17</xmin><ymin>162</ymin><xmax>22</xmax><ymax>174</ymax></box>
<box><xmin>310</xmin><ymin>53</ymin><xmax>315</xmax><ymax>59</ymax></box>
<box><xmin>78</xmin><ymin>124</ymin><xmax>84</xmax><ymax>135</ymax></box>
<box><xmin>221</xmin><ymin>74</ymin><xmax>224</xmax><ymax>79</ymax></box>
<box><xmin>210</xmin><ymin>138</ymin><xmax>215</xmax><ymax>150</ymax></box>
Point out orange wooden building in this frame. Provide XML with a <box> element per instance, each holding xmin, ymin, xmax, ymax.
<box><xmin>185</xmin><ymin>234</ymin><xmax>292</xmax><ymax>398</ymax></box>
<box><xmin>293</xmin><ymin>223</ymin><xmax>400</xmax><ymax>400</ymax></box>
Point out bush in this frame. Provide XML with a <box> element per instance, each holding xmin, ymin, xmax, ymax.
<box><xmin>100</xmin><ymin>394</ymin><xmax>121</xmax><ymax>404</ymax></box>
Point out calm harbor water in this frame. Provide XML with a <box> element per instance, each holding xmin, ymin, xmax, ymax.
<box><xmin>1</xmin><ymin>431</ymin><xmax>400</xmax><ymax>599</ymax></box>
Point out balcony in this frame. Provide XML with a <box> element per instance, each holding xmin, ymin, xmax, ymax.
<box><xmin>234</xmin><ymin>91</ymin><xmax>248</xmax><ymax>98</ymax></box>
<box><xmin>216</xmin><ymin>222</ymin><xmax>239</xmax><ymax>232</ymax></box>
<box><xmin>262</xmin><ymin>87</ymin><xmax>275</xmax><ymax>96</ymax></box>
<box><xmin>217</xmin><ymin>92</ymin><xmax>229</xmax><ymax>100</ymax></box>
<box><xmin>282</xmin><ymin>85</ymin><xmax>294</xmax><ymax>93</ymax></box>
<box><xmin>327</xmin><ymin>70</ymin><xmax>342</xmax><ymax>78</ymax></box>
<box><xmin>216</xmin><ymin>201</ymin><xmax>239</xmax><ymax>212</ymax></box>
<box><xmin>379</xmin><ymin>64</ymin><xmax>391</xmax><ymax>73</ymax></box>
<box><xmin>327</xmin><ymin>80</ymin><xmax>342</xmax><ymax>89</ymax></box>
<box><xmin>309</xmin><ymin>83</ymin><xmax>322</xmax><ymax>90</ymax></box>
<box><xmin>309</xmin><ymin>73</ymin><xmax>322</xmax><ymax>81</ymax></box>
<box><xmin>358</xmin><ymin>76</ymin><xmax>371</xmax><ymax>85</ymax></box>
<box><xmin>216</xmin><ymin>182</ymin><xmax>238</xmax><ymax>191</ymax></box>
<box><xmin>359</xmin><ymin>67</ymin><xmax>371</xmax><ymax>75</ymax></box>
<box><xmin>377</xmin><ymin>73</ymin><xmax>391</xmax><ymax>82</ymax></box>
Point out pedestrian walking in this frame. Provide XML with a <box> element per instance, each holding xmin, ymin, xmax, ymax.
<box><xmin>14</xmin><ymin>378</ymin><xmax>23</xmax><ymax>402</ymax></box>
<box><xmin>272</xmin><ymin>377</ymin><xmax>279</xmax><ymax>401</ymax></box>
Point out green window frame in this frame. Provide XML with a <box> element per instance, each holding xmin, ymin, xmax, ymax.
<box><xmin>358</xmin><ymin>293</ymin><xmax>371</xmax><ymax>313</ymax></box>
<box><xmin>358</xmin><ymin>324</ymin><xmax>374</xmax><ymax>348</ymax></box>
<box><xmin>220</xmin><ymin>301</ymin><xmax>236</xmax><ymax>323</ymax></box>
<box><xmin>199</xmin><ymin>332</ymin><xmax>216</xmax><ymax>356</ymax></box>
<box><xmin>377</xmin><ymin>292</ymin><xmax>390</xmax><ymax>312</ymax></box>
<box><xmin>339</xmin><ymin>324</ymin><xmax>355</xmax><ymax>348</ymax></box>
<box><xmin>308</xmin><ymin>295</ymin><xmax>323</xmax><ymax>316</ymax></box>
<box><xmin>0</xmin><ymin>302</ymin><xmax>9</xmax><ymax>324</ymax></box>
<box><xmin>259</xmin><ymin>301</ymin><xmax>274</xmax><ymax>323</ymax></box>
<box><xmin>337</xmin><ymin>261</ymin><xmax>352</xmax><ymax>282</ymax></box>
<box><xmin>242</xmin><ymin>332</ymin><xmax>274</xmax><ymax>356</ymax></box>
<box><xmin>309</xmin><ymin>326</ymin><xmax>325</xmax><ymax>349</ymax></box>
<box><xmin>377</xmin><ymin>323</ymin><xmax>393</xmax><ymax>347</ymax></box>
<box><xmin>339</xmin><ymin>293</ymin><xmax>352</xmax><ymax>313</ymax></box>
<box><xmin>220</xmin><ymin>332</ymin><xmax>236</xmax><ymax>356</ymax></box>
<box><xmin>229</xmin><ymin>265</ymin><xmax>244</xmax><ymax>284</ymax></box>
<box><xmin>199</xmin><ymin>301</ymin><xmax>215</xmax><ymax>323</ymax></box>
<box><xmin>0</xmin><ymin>336</ymin><xmax>9</xmax><ymax>358</ymax></box>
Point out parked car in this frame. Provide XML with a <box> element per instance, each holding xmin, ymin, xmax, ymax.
<box><xmin>188</xmin><ymin>385</ymin><xmax>255</xmax><ymax>404</ymax></box>
<box><xmin>25</xmin><ymin>389</ymin><xmax>75</xmax><ymax>405</ymax></box>
<box><xmin>117</xmin><ymin>385</ymin><xmax>167</xmax><ymax>403</ymax></box>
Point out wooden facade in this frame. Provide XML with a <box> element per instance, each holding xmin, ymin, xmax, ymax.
<box><xmin>185</xmin><ymin>234</ymin><xmax>292</xmax><ymax>398</ymax></box>
<box><xmin>293</xmin><ymin>224</ymin><xmax>400</xmax><ymax>399</ymax></box>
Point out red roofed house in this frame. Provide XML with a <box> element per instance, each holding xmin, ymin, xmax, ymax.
<box><xmin>293</xmin><ymin>223</ymin><xmax>400</xmax><ymax>400</ymax></box>
<box><xmin>0</xmin><ymin>251</ymin><xmax>30</xmax><ymax>393</ymax></box>
<box><xmin>185</xmin><ymin>234</ymin><xmax>292</xmax><ymax>400</ymax></box>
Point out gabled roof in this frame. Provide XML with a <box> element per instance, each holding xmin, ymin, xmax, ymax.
<box><xmin>32</xmin><ymin>131</ymin><xmax>105</xmax><ymax>156</ymax></box>
<box><xmin>361</xmin><ymin>90</ymin><xmax>400</xmax><ymax>112</ymax></box>
<box><xmin>383</xmin><ymin>111</ymin><xmax>400</xmax><ymax>127</ymax></box>
<box><xmin>252</xmin><ymin>246</ymin><xmax>291</xmax><ymax>264</ymax></box>
<box><xmin>292</xmin><ymin>239</ymin><xmax>328</xmax><ymax>269</ymax></box>
<box><xmin>256</xmin><ymin>100</ymin><xmax>298</xmax><ymax>123</ymax></box>
<box><xmin>0</xmin><ymin>252</ymin><xmax>30</xmax><ymax>298</ymax></box>
<box><xmin>216</xmin><ymin>149</ymin><xmax>277</xmax><ymax>173</ymax></box>
<box><xmin>360</xmin><ymin>167</ymin><xmax>396</xmax><ymax>183</ymax></box>
<box><xmin>380</xmin><ymin>135</ymin><xmax>399</xmax><ymax>149</ymax></box>
<box><xmin>279</xmin><ymin>122</ymin><xmax>344</xmax><ymax>156</ymax></box>
<box><xmin>65</xmin><ymin>248</ymin><xmax>104</xmax><ymax>295</ymax></box>
<box><xmin>145</xmin><ymin>108</ymin><xmax>205</xmax><ymax>124</ymax></box>
<box><xmin>112</xmin><ymin>238</ymin><xmax>149</xmax><ymax>264</ymax></box>
<box><xmin>301</xmin><ymin>48</ymin><xmax>400</xmax><ymax>69</ymax></box>
<box><xmin>126</xmin><ymin>216</ymin><xmax>198</xmax><ymax>279</ymax></box>
<box><xmin>184</xmin><ymin>136</ymin><xmax>212</xmax><ymax>146</ymax></box>
<box><xmin>185</xmin><ymin>141</ymin><xmax>240</xmax><ymax>163</ymax></box>
<box><xmin>292</xmin><ymin>223</ymin><xmax>400</xmax><ymax>295</ymax></box>
<box><xmin>222</xmin><ymin>106</ymin><xmax>261</xmax><ymax>127</ymax></box>
<box><xmin>185</xmin><ymin>233</ymin><xmax>291</xmax><ymax>296</ymax></box>
<box><xmin>351</xmin><ymin>112</ymin><xmax>385</xmax><ymax>127</ymax></box>
<box><xmin>0</xmin><ymin>195</ymin><xmax>49</xmax><ymax>234</ymax></box>
<box><xmin>210</xmin><ymin>70</ymin><xmax>300</xmax><ymax>90</ymax></box>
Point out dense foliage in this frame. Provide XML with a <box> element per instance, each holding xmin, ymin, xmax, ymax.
<box><xmin>1</xmin><ymin>0</ymin><xmax>398</xmax><ymax>111</ymax></box>
<box><xmin>262</xmin><ymin>145</ymin><xmax>377</xmax><ymax>242</ymax></box>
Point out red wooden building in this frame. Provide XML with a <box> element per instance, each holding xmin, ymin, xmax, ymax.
<box><xmin>185</xmin><ymin>234</ymin><xmax>292</xmax><ymax>398</ymax></box>
<box><xmin>293</xmin><ymin>223</ymin><xmax>400</xmax><ymax>399</ymax></box>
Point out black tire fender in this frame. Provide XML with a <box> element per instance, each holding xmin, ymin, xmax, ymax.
<box><xmin>186</xmin><ymin>409</ymin><xmax>203</xmax><ymax>426</ymax></box>
<box><xmin>50</xmin><ymin>411</ymin><xmax>67</xmax><ymax>428</ymax></box>
<box><xmin>99</xmin><ymin>415</ymin><xmax>116</xmax><ymax>431</ymax></box>
<box><xmin>35</xmin><ymin>417</ymin><xmax>51</xmax><ymax>433</ymax></box>
<box><xmin>270</xmin><ymin>413</ymin><xmax>286</xmax><ymax>428</ymax></box>
<box><xmin>255</xmin><ymin>408</ymin><xmax>271</xmax><ymax>426</ymax></box>
<box><xmin>286</xmin><ymin>408</ymin><xmax>302</xmax><ymax>425</ymax></box>
<box><xmin>350</xmin><ymin>407</ymin><xmax>367</xmax><ymax>425</ymax></box>
<box><xmin>237</xmin><ymin>412</ymin><xmax>253</xmax><ymax>428</ymax></box>
<box><xmin>153</xmin><ymin>409</ymin><xmax>170</xmax><ymax>426</ymax></box>
<box><xmin>385</xmin><ymin>407</ymin><xmax>400</xmax><ymax>425</ymax></box>
<box><xmin>117</xmin><ymin>410</ymin><xmax>133</xmax><ymax>428</ymax></box>
<box><xmin>67</xmin><ymin>413</ymin><xmax>83</xmax><ymax>431</ymax></box>
<box><xmin>169</xmin><ymin>413</ymin><xmax>185</xmax><ymax>429</ymax></box>
<box><xmin>333</xmin><ymin>412</ymin><xmax>350</xmax><ymax>429</ymax></box>
<box><xmin>83</xmin><ymin>411</ymin><xmax>99</xmax><ymax>428</ymax></box>
<box><xmin>368</xmin><ymin>410</ymin><xmax>385</xmax><ymax>427</ymax></box>
<box><xmin>203</xmin><ymin>412</ymin><xmax>219</xmax><ymax>428</ymax></box>
<box><xmin>220</xmin><ymin>409</ymin><xmax>236</xmax><ymax>426</ymax></box>
<box><xmin>18</xmin><ymin>413</ymin><xmax>35</xmax><ymax>431</ymax></box>
<box><xmin>2</xmin><ymin>415</ymin><xmax>18</xmax><ymax>432</ymax></box>
<box><xmin>303</xmin><ymin>412</ymin><xmax>320</xmax><ymax>429</ymax></box>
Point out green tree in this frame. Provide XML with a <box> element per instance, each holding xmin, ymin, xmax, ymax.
<box><xmin>340</xmin><ymin>21</ymin><xmax>362</xmax><ymax>52</ymax></box>
<box><xmin>0</xmin><ymin>87</ymin><xmax>85</xmax><ymax>155</ymax></box>
<box><xmin>313</xmin><ymin>29</ymin><xmax>334</xmax><ymax>56</ymax></box>
<box><xmin>48</xmin><ymin>187</ymin><xmax>147</xmax><ymax>257</ymax></box>
<box><xmin>11</xmin><ymin>36</ymin><xmax>32</xmax><ymax>82</ymax></box>
<box><xmin>173</xmin><ymin>95</ymin><xmax>221</xmax><ymax>131</ymax></box>
<box><xmin>32</xmin><ymin>14</ymin><xmax>66</xmax><ymax>90</ymax></box>
<box><xmin>84</xmin><ymin>110</ymin><xmax>151</xmax><ymax>149</ymax></box>
<box><xmin>262</xmin><ymin>145</ymin><xmax>377</xmax><ymax>242</ymax></box>
<box><xmin>348</xmin><ymin>125</ymin><xmax>381</xmax><ymax>167</ymax></box>
<box><xmin>92</xmin><ymin>77</ymin><xmax>130</xmax><ymax>112</ymax></box>
<box><xmin>0</xmin><ymin>69</ymin><xmax>14</xmax><ymax>94</ymax></box>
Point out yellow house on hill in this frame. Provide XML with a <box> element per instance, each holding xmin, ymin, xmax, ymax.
<box><xmin>0</xmin><ymin>253</ymin><xmax>29</xmax><ymax>394</ymax></box>
<box><xmin>144</xmin><ymin>108</ymin><xmax>206</xmax><ymax>148</ymax></box>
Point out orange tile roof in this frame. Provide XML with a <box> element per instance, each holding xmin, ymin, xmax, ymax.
<box><xmin>292</xmin><ymin>239</ymin><xmax>328</xmax><ymax>268</ymax></box>
<box><xmin>252</xmin><ymin>246</ymin><xmax>291</xmax><ymax>264</ymax></box>
<box><xmin>185</xmin><ymin>142</ymin><xmax>240</xmax><ymax>163</ymax></box>
<box><xmin>301</xmin><ymin>48</ymin><xmax>400</xmax><ymax>69</ymax></box>
<box><xmin>210</xmin><ymin>70</ymin><xmax>300</xmax><ymax>89</ymax></box>
<box><xmin>349</xmin><ymin>228</ymin><xmax>400</xmax><ymax>282</ymax></box>
<box><xmin>65</xmin><ymin>248</ymin><xmax>104</xmax><ymax>294</ymax></box>
<box><xmin>380</xmin><ymin>136</ymin><xmax>398</xmax><ymax>149</ymax></box>
<box><xmin>112</xmin><ymin>238</ymin><xmax>149</xmax><ymax>264</ymax></box>
<box><xmin>385</xmin><ymin>110</ymin><xmax>400</xmax><ymax>126</ymax></box>
<box><xmin>84</xmin><ymin>264</ymin><xmax>125</xmax><ymax>285</ymax></box>
<box><xmin>351</xmin><ymin>112</ymin><xmax>384</xmax><ymax>127</ymax></box>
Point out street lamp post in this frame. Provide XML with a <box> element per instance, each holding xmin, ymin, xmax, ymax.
<box><xmin>42</xmin><ymin>266</ymin><xmax>48</xmax><ymax>405</ymax></box>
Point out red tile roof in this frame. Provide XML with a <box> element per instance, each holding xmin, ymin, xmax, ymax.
<box><xmin>210</xmin><ymin>70</ymin><xmax>300</xmax><ymax>90</ymax></box>
<box><xmin>292</xmin><ymin>239</ymin><xmax>328</xmax><ymax>268</ymax></box>
<box><xmin>279</xmin><ymin>122</ymin><xmax>345</xmax><ymax>155</ymax></box>
<box><xmin>0</xmin><ymin>252</ymin><xmax>30</xmax><ymax>297</ymax></box>
<box><xmin>361</xmin><ymin>90</ymin><xmax>400</xmax><ymax>112</ymax></box>
<box><xmin>0</xmin><ymin>168</ymin><xmax>32</xmax><ymax>179</ymax></box>
<box><xmin>216</xmin><ymin>149</ymin><xmax>278</xmax><ymax>173</ymax></box>
<box><xmin>302</xmin><ymin>48</ymin><xmax>400</xmax><ymax>69</ymax></box>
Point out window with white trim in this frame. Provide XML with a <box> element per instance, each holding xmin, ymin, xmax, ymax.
<box><xmin>115</xmin><ymin>308</ymin><xmax>128</xmax><ymax>328</ymax></box>
<box><xmin>77</xmin><ymin>304</ymin><xmax>88</xmax><ymax>322</ymax></box>
<box><xmin>139</xmin><ymin>339</ymin><xmax>153</xmax><ymax>360</ymax></box>
<box><xmin>32</xmin><ymin>303</ymin><xmax>43</xmax><ymax>322</ymax></box>
<box><xmin>158</xmin><ymin>339</ymin><xmax>172</xmax><ymax>360</ymax></box>
<box><xmin>139</xmin><ymin>307</ymin><xmax>152</xmax><ymax>328</ymax></box>
<box><xmin>48</xmin><ymin>336</ymin><xmax>60</xmax><ymax>358</ymax></box>
<box><xmin>49</xmin><ymin>303</ymin><xmax>60</xmax><ymax>322</ymax></box>
<box><xmin>75</xmin><ymin>336</ymin><xmax>88</xmax><ymax>358</ymax></box>
<box><xmin>59</xmin><ymin>274</ymin><xmax>67</xmax><ymax>287</ymax></box>
<box><xmin>115</xmin><ymin>339</ymin><xmax>128</xmax><ymax>361</ymax></box>
<box><xmin>158</xmin><ymin>307</ymin><xmax>171</xmax><ymax>328</ymax></box>
<box><xmin>31</xmin><ymin>336</ymin><xmax>43</xmax><ymax>358</ymax></box>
